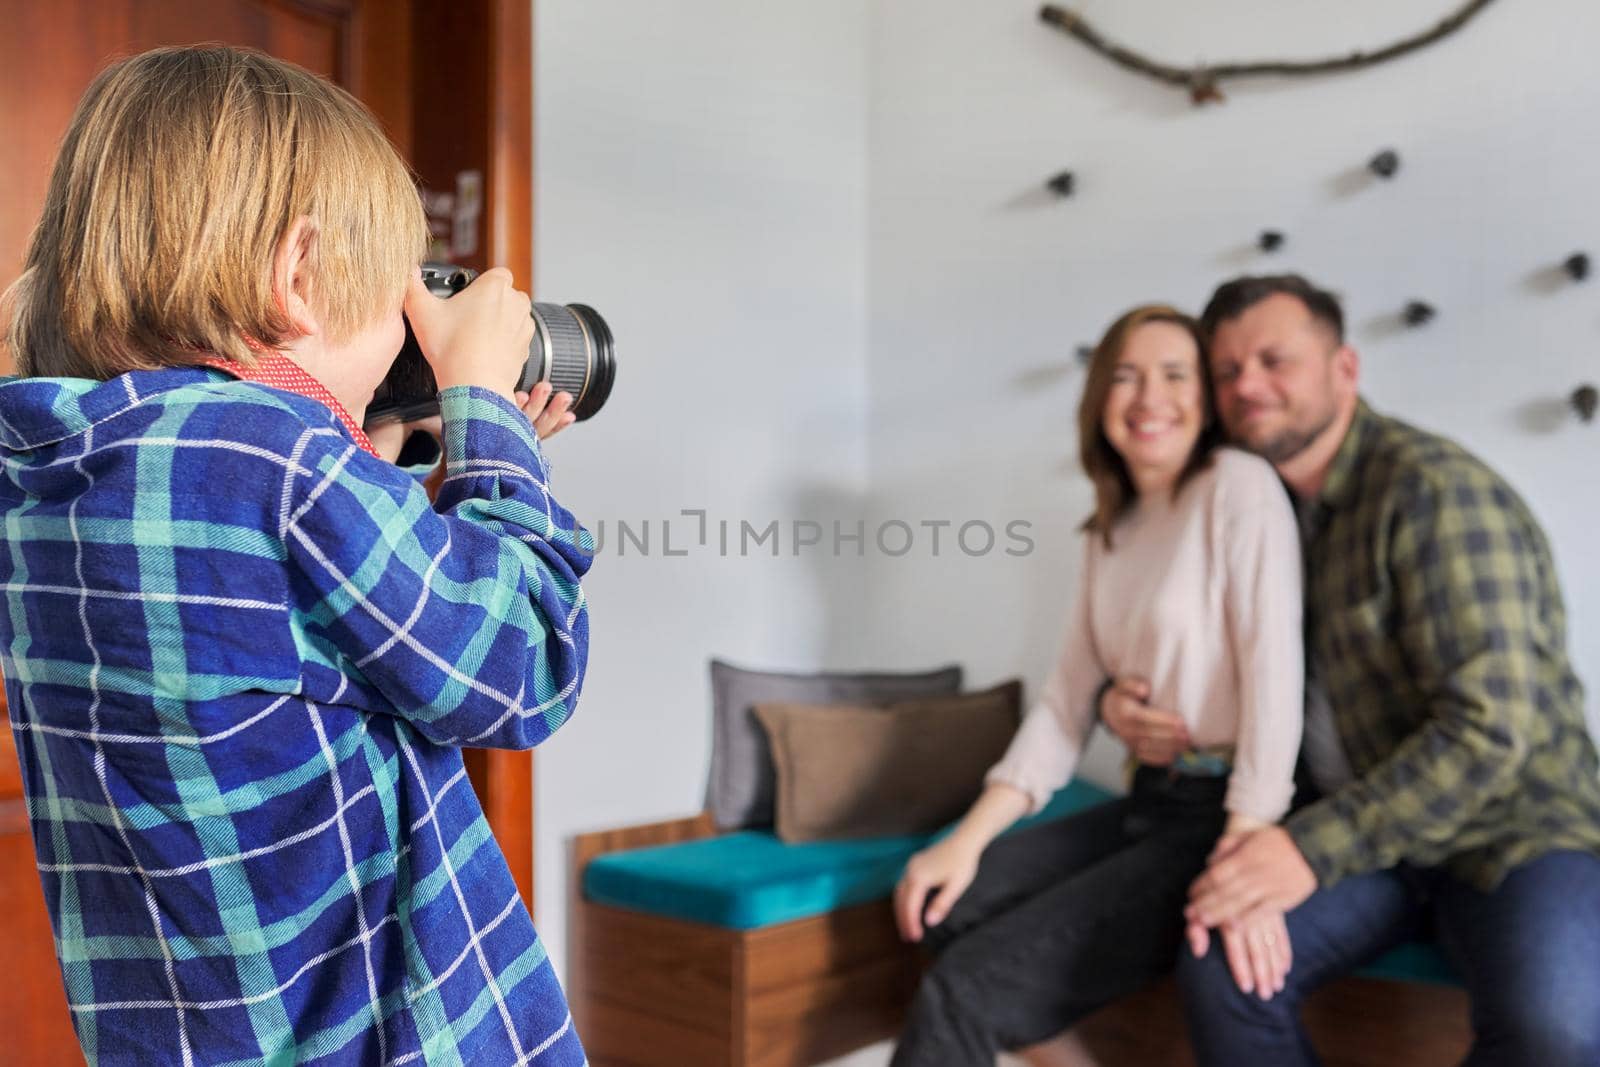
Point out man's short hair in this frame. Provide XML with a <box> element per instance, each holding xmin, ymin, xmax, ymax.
<box><xmin>1200</xmin><ymin>274</ymin><xmax>1345</xmax><ymax>346</ymax></box>
<box><xmin>6</xmin><ymin>46</ymin><xmax>428</xmax><ymax>379</ymax></box>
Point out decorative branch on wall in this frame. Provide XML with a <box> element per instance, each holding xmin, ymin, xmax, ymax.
<box><xmin>1039</xmin><ymin>1</ymin><xmax>1500</xmax><ymax>106</ymax></box>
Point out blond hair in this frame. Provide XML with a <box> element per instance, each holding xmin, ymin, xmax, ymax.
<box><xmin>5</xmin><ymin>45</ymin><xmax>427</xmax><ymax>378</ymax></box>
<box><xmin>1078</xmin><ymin>305</ymin><xmax>1218</xmax><ymax>547</ymax></box>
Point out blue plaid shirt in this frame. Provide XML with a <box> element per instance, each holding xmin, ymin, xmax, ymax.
<box><xmin>0</xmin><ymin>368</ymin><xmax>591</xmax><ymax>1065</ymax></box>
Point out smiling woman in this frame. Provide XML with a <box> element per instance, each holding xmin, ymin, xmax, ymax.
<box><xmin>1078</xmin><ymin>306</ymin><xmax>1219</xmax><ymax>547</ymax></box>
<box><xmin>1101</xmin><ymin>318</ymin><xmax>1211</xmax><ymax>498</ymax></box>
<box><xmin>888</xmin><ymin>303</ymin><xmax>1305</xmax><ymax>1066</ymax></box>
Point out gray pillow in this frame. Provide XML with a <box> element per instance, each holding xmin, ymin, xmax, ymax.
<box><xmin>705</xmin><ymin>659</ymin><xmax>964</xmax><ymax>829</ymax></box>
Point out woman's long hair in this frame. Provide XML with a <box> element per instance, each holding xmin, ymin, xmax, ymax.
<box><xmin>1078</xmin><ymin>305</ymin><xmax>1219</xmax><ymax>548</ymax></box>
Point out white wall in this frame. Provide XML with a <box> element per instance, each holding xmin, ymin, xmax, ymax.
<box><xmin>861</xmin><ymin>0</ymin><xmax>1600</xmax><ymax>783</ymax></box>
<box><xmin>533</xmin><ymin>0</ymin><xmax>1600</xmax><ymax>977</ymax></box>
<box><xmin>531</xmin><ymin>0</ymin><xmax>871</xmax><ymax>975</ymax></box>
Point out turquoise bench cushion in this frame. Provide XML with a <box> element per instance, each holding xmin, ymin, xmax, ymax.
<box><xmin>583</xmin><ymin>777</ymin><xmax>1459</xmax><ymax>986</ymax></box>
<box><xmin>584</xmin><ymin>779</ymin><xmax>1116</xmax><ymax>930</ymax></box>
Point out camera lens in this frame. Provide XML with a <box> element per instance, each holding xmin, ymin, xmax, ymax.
<box><xmin>368</xmin><ymin>263</ymin><xmax>616</xmax><ymax>426</ymax></box>
<box><xmin>523</xmin><ymin>303</ymin><xmax>616</xmax><ymax>422</ymax></box>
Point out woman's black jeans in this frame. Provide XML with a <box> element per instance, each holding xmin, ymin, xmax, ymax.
<box><xmin>891</xmin><ymin>767</ymin><xmax>1227</xmax><ymax>1066</ymax></box>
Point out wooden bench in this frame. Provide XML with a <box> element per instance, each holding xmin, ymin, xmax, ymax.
<box><xmin>569</xmin><ymin>813</ymin><xmax>922</xmax><ymax>1067</ymax></box>
<box><xmin>568</xmin><ymin>814</ymin><xmax>1472</xmax><ymax>1067</ymax></box>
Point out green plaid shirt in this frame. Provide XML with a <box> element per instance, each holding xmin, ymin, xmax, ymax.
<box><xmin>1285</xmin><ymin>400</ymin><xmax>1600</xmax><ymax>890</ymax></box>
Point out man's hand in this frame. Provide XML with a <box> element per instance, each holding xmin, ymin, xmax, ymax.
<box><xmin>1186</xmin><ymin>826</ymin><xmax>1317</xmax><ymax>930</ymax></box>
<box><xmin>893</xmin><ymin>835</ymin><xmax>982</xmax><ymax>943</ymax></box>
<box><xmin>1099</xmin><ymin>676</ymin><xmax>1190</xmax><ymax>766</ymax></box>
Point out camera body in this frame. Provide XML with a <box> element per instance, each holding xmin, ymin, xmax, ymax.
<box><xmin>367</xmin><ymin>263</ymin><xmax>615</xmax><ymax>425</ymax></box>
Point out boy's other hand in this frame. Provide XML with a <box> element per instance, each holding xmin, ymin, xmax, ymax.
<box><xmin>516</xmin><ymin>382</ymin><xmax>576</xmax><ymax>440</ymax></box>
<box><xmin>405</xmin><ymin>268</ymin><xmax>533</xmax><ymax>406</ymax></box>
<box><xmin>367</xmin><ymin>414</ymin><xmax>443</xmax><ymax>464</ymax></box>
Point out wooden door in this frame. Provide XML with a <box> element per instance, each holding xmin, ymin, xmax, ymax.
<box><xmin>0</xmin><ymin>2</ymin><xmax>535</xmax><ymax>1061</ymax></box>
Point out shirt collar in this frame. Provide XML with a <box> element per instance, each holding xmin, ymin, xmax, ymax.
<box><xmin>1317</xmin><ymin>397</ymin><xmax>1378</xmax><ymax>512</ymax></box>
<box><xmin>199</xmin><ymin>352</ymin><xmax>378</xmax><ymax>457</ymax></box>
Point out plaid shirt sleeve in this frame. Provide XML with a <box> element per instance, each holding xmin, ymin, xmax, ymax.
<box><xmin>1286</xmin><ymin>459</ymin><xmax>1543</xmax><ymax>886</ymax></box>
<box><xmin>284</xmin><ymin>386</ymin><xmax>591</xmax><ymax>749</ymax></box>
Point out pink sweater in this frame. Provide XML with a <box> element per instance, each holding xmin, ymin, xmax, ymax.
<box><xmin>988</xmin><ymin>448</ymin><xmax>1304</xmax><ymax>823</ymax></box>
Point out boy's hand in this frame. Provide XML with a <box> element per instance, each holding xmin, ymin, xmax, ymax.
<box><xmin>367</xmin><ymin>414</ymin><xmax>443</xmax><ymax>464</ymax></box>
<box><xmin>516</xmin><ymin>382</ymin><xmax>577</xmax><ymax>440</ymax></box>
<box><xmin>405</xmin><ymin>268</ymin><xmax>533</xmax><ymax>406</ymax></box>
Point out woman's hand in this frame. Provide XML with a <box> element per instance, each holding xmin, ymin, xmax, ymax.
<box><xmin>1186</xmin><ymin>825</ymin><xmax>1298</xmax><ymax>999</ymax></box>
<box><xmin>893</xmin><ymin>783</ymin><xmax>1027</xmax><ymax>944</ymax></box>
<box><xmin>893</xmin><ymin>835</ymin><xmax>982</xmax><ymax>943</ymax></box>
<box><xmin>1206</xmin><ymin>908</ymin><xmax>1292</xmax><ymax>1000</ymax></box>
<box><xmin>1099</xmin><ymin>675</ymin><xmax>1191</xmax><ymax>765</ymax></box>
<box><xmin>404</xmin><ymin>268</ymin><xmax>534</xmax><ymax>406</ymax></box>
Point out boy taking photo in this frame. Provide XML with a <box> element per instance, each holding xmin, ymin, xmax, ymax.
<box><xmin>1</xmin><ymin>45</ymin><xmax>590</xmax><ymax>1065</ymax></box>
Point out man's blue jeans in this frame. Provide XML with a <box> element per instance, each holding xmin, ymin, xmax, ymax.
<box><xmin>1176</xmin><ymin>849</ymin><xmax>1600</xmax><ymax>1066</ymax></box>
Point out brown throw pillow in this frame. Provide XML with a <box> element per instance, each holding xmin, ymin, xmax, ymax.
<box><xmin>753</xmin><ymin>680</ymin><xmax>1023</xmax><ymax>843</ymax></box>
<box><xmin>703</xmin><ymin>659</ymin><xmax>964</xmax><ymax>830</ymax></box>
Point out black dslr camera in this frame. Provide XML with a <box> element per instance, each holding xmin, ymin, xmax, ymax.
<box><xmin>367</xmin><ymin>263</ymin><xmax>616</xmax><ymax>425</ymax></box>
